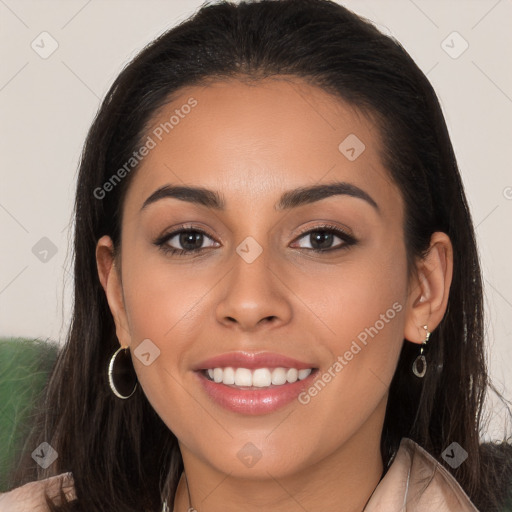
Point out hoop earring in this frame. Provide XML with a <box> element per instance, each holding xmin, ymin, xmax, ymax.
<box><xmin>412</xmin><ymin>325</ymin><xmax>430</xmax><ymax>378</ymax></box>
<box><xmin>108</xmin><ymin>346</ymin><xmax>138</xmax><ymax>399</ymax></box>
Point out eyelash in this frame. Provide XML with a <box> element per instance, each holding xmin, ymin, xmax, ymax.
<box><xmin>153</xmin><ymin>223</ymin><xmax>357</xmax><ymax>257</ymax></box>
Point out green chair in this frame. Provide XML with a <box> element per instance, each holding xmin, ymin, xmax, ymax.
<box><xmin>0</xmin><ymin>337</ymin><xmax>59</xmax><ymax>492</ymax></box>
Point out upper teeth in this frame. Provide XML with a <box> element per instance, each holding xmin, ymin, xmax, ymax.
<box><xmin>206</xmin><ymin>367</ymin><xmax>313</xmax><ymax>387</ymax></box>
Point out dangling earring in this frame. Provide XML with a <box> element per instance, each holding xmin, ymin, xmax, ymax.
<box><xmin>108</xmin><ymin>346</ymin><xmax>138</xmax><ymax>399</ymax></box>
<box><xmin>412</xmin><ymin>325</ymin><xmax>430</xmax><ymax>378</ymax></box>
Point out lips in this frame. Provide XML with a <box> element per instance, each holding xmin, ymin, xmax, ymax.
<box><xmin>192</xmin><ymin>351</ymin><xmax>319</xmax><ymax>415</ymax></box>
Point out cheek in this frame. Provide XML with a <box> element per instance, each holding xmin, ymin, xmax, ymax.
<box><xmin>120</xmin><ymin>233</ymin><xmax>217</xmax><ymax>342</ymax></box>
<box><xmin>295</xmin><ymin>240</ymin><xmax>408</xmax><ymax>419</ymax></box>
<box><xmin>335</xmin><ymin>257</ymin><xmax>407</xmax><ymax>351</ymax></box>
<box><xmin>301</xmin><ymin>231</ymin><xmax>408</xmax><ymax>356</ymax></box>
<box><xmin>118</xmin><ymin>246</ymin><xmax>217</xmax><ymax>424</ymax></box>
<box><xmin>334</xmin><ymin>243</ymin><xmax>408</xmax><ymax>375</ymax></box>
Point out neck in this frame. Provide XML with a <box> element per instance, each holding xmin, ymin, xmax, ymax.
<box><xmin>171</xmin><ymin>407</ymin><xmax>386</xmax><ymax>512</ymax></box>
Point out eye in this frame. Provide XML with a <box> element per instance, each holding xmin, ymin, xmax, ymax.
<box><xmin>154</xmin><ymin>225</ymin><xmax>219</xmax><ymax>256</ymax></box>
<box><xmin>291</xmin><ymin>224</ymin><xmax>356</xmax><ymax>253</ymax></box>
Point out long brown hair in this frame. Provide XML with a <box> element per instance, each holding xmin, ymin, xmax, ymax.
<box><xmin>10</xmin><ymin>1</ymin><xmax>511</xmax><ymax>510</ymax></box>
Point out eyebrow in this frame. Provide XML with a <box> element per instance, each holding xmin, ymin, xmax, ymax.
<box><xmin>140</xmin><ymin>181</ymin><xmax>379</xmax><ymax>213</ymax></box>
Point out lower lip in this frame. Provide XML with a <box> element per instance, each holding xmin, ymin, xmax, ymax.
<box><xmin>195</xmin><ymin>370</ymin><xmax>318</xmax><ymax>415</ymax></box>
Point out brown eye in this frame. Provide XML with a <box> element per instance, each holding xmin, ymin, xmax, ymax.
<box><xmin>291</xmin><ymin>225</ymin><xmax>356</xmax><ymax>253</ymax></box>
<box><xmin>155</xmin><ymin>227</ymin><xmax>218</xmax><ymax>256</ymax></box>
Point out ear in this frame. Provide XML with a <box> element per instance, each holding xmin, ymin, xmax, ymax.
<box><xmin>96</xmin><ymin>235</ymin><xmax>132</xmax><ymax>348</ymax></box>
<box><xmin>404</xmin><ymin>232</ymin><xmax>453</xmax><ymax>344</ymax></box>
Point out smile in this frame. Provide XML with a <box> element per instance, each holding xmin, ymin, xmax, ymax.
<box><xmin>195</xmin><ymin>366</ymin><xmax>319</xmax><ymax>415</ymax></box>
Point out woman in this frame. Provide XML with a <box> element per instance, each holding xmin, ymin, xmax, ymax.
<box><xmin>2</xmin><ymin>0</ymin><xmax>511</xmax><ymax>510</ymax></box>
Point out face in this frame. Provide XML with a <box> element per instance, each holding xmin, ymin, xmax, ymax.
<box><xmin>98</xmin><ymin>78</ymin><xmax>429</xmax><ymax>482</ymax></box>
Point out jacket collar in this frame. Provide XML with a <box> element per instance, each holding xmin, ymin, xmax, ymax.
<box><xmin>365</xmin><ymin>438</ymin><xmax>479</xmax><ymax>511</ymax></box>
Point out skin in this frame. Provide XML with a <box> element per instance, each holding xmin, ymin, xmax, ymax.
<box><xmin>96</xmin><ymin>78</ymin><xmax>453</xmax><ymax>512</ymax></box>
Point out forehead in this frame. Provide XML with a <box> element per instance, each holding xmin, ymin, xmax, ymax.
<box><xmin>122</xmin><ymin>77</ymin><xmax>400</xmax><ymax>219</ymax></box>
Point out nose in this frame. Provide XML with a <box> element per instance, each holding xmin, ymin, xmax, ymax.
<box><xmin>215</xmin><ymin>246</ymin><xmax>293</xmax><ymax>332</ymax></box>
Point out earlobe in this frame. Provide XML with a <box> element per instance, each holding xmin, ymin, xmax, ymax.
<box><xmin>95</xmin><ymin>235</ymin><xmax>131</xmax><ymax>347</ymax></box>
<box><xmin>404</xmin><ymin>232</ymin><xmax>453</xmax><ymax>344</ymax></box>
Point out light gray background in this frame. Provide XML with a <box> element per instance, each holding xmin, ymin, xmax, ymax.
<box><xmin>0</xmin><ymin>0</ymin><xmax>511</xmax><ymax>440</ymax></box>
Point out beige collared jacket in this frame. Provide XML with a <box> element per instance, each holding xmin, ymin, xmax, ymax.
<box><xmin>0</xmin><ymin>438</ymin><xmax>480</xmax><ymax>511</ymax></box>
<box><xmin>365</xmin><ymin>438</ymin><xmax>479</xmax><ymax>511</ymax></box>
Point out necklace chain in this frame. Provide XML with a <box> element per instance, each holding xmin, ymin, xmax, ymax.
<box><xmin>162</xmin><ymin>471</ymin><xmax>192</xmax><ymax>512</ymax></box>
<box><xmin>185</xmin><ymin>471</ymin><xmax>193</xmax><ymax>510</ymax></box>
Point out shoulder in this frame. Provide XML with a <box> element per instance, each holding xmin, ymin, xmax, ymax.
<box><xmin>367</xmin><ymin>438</ymin><xmax>479</xmax><ymax>511</ymax></box>
<box><xmin>401</xmin><ymin>439</ymin><xmax>479</xmax><ymax>511</ymax></box>
<box><xmin>0</xmin><ymin>473</ymin><xmax>76</xmax><ymax>512</ymax></box>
